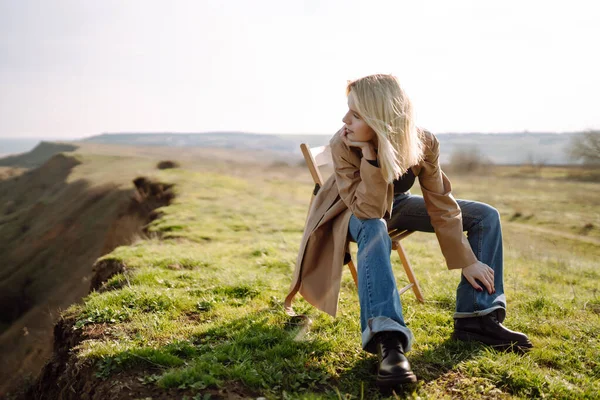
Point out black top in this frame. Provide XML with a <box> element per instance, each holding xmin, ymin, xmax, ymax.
<box><xmin>393</xmin><ymin>168</ymin><xmax>416</xmax><ymax>195</ymax></box>
<box><xmin>366</xmin><ymin>159</ymin><xmax>416</xmax><ymax>195</ymax></box>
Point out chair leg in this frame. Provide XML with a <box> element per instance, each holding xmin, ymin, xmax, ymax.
<box><xmin>347</xmin><ymin>259</ymin><xmax>359</xmax><ymax>288</ymax></box>
<box><xmin>395</xmin><ymin>241</ymin><xmax>424</xmax><ymax>302</ymax></box>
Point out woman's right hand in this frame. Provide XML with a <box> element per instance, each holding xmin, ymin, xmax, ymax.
<box><xmin>462</xmin><ymin>261</ymin><xmax>495</xmax><ymax>294</ymax></box>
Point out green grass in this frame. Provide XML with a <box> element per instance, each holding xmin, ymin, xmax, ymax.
<box><xmin>446</xmin><ymin>166</ymin><xmax>600</xmax><ymax>241</ymax></box>
<box><xmin>63</xmin><ymin>165</ymin><xmax>600</xmax><ymax>399</ymax></box>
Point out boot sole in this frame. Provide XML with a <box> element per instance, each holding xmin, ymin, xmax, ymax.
<box><xmin>453</xmin><ymin>330</ymin><xmax>533</xmax><ymax>352</ymax></box>
<box><xmin>376</xmin><ymin>372</ymin><xmax>418</xmax><ymax>388</ymax></box>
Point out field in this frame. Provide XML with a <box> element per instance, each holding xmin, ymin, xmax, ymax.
<box><xmin>17</xmin><ymin>156</ymin><xmax>600</xmax><ymax>399</ymax></box>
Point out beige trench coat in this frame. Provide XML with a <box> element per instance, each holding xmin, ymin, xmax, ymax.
<box><xmin>285</xmin><ymin>128</ymin><xmax>478</xmax><ymax>317</ymax></box>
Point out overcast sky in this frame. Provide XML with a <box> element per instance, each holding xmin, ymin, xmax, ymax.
<box><xmin>1</xmin><ymin>0</ymin><xmax>599</xmax><ymax>139</ymax></box>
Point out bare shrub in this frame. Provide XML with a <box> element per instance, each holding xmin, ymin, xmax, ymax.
<box><xmin>269</xmin><ymin>160</ymin><xmax>292</xmax><ymax>169</ymax></box>
<box><xmin>445</xmin><ymin>146</ymin><xmax>492</xmax><ymax>174</ymax></box>
<box><xmin>568</xmin><ymin>130</ymin><xmax>600</xmax><ymax>166</ymax></box>
<box><xmin>519</xmin><ymin>152</ymin><xmax>548</xmax><ymax>176</ymax></box>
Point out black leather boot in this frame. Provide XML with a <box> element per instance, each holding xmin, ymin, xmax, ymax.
<box><xmin>375</xmin><ymin>332</ymin><xmax>417</xmax><ymax>387</ymax></box>
<box><xmin>453</xmin><ymin>310</ymin><xmax>533</xmax><ymax>351</ymax></box>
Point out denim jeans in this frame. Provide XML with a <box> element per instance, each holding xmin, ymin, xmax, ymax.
<box><xmin>348</xmin><ymin>192</ymin><xmax>507</xmax><ymax>354</ymax></box>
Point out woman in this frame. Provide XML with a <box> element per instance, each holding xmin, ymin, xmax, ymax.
<box><xmin>285</xmin><ymin>74</ymin><xmax>531</xmax><ymax>388</ymax></box>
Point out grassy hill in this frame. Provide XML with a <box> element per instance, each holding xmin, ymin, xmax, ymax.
<box><xmin>0</xmin><ymin>140</ymin><xmax>314</xmax><ymax>397</ymax></box>
<box><xmin>9</xmin><ymin>154</ymin><xmax>599</xmax><ymax>399</ymax></box>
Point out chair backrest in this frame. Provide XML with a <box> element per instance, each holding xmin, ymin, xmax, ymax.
<box><xmin>300</xmin><ymin>143</ymin><xmax>332</xmax><ymax>188</ymax></box>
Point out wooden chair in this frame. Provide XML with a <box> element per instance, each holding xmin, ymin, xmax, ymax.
<box><xmin>300</xmin><ymin>143</ymin><xmax>424</xmax><ymax>302</ymax></box>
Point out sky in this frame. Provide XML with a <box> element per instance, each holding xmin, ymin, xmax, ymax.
<box><xmin>0</xmin><ymin>0</ymin><xmax>599</xmax><ymax>139</ymax></box>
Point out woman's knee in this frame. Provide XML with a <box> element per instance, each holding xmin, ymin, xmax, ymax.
<box><xmin>358</xmin><ymin>217</ymin><xmax>388</xmax><ymax>229</ymax></box>
<box><xmin>475</xmin><ymin>203</ymin><xmax>501</xmax><ymax>226</ymax></box>
<box><xmin>355</xmin><ymin>218</ymin><xmax>390</xmax><ymax>241</ymax></box>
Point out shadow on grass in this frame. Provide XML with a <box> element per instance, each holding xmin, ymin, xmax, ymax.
<box><xmin>334</xmin><ymin>337</ymin><xmax>486</xmax><ymax>399</ymax></box>
<box><xmin>410</xmin><ymin>338</ymin><xmax>485</xmax><ymax>381</ymax></box>
<box><xmin>91</xmin><ymin>307</ymin><xmax>335</xmax><ymax>397</ymax></box>
<box><xmin>84</xmin><ymin>302</ymin><xmax>489</xmax><ymax>399</ymax></box>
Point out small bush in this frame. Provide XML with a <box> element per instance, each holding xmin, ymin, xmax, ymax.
<box><xmin>157</xmin><ymin>160</ymin><xmax>180</xmax><ymax>169</ymax></box>
<box><xmin>580</xmin><ymin>223</ymin><xmax>594</xmax><ymax>235</ymax></box>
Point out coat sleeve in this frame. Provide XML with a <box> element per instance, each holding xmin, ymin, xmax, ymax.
<box><xmin>330</xmin><ymin>130</ymin><xmax>388</xmax><ymax>220</ymax></box>
<box><xmin>417</xmin><ymin>132</ymin><xmax>478</xmax><ymax>270</ymax></box>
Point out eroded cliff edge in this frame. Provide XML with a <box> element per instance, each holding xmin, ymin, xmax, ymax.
<box><xmin>0</xmin><ymin>152</ymin><xmax>175</xmax><ymax>398</ymax></box>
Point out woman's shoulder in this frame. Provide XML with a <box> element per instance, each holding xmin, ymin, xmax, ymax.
<box><xmin>415</xmin><ymin>128</ymin><xmax>441</xmax><ymax>168</ymax></box>
<box><xmin>418</xmin><ymin>127</ymin><xmax>439</xmax><ymax>151</ymax></box>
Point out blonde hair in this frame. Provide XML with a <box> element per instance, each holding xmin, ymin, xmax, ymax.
<box><xmin>346</xmin><ymin>74</ymin><xmax>423</xmax><ymax>183</ymax></box>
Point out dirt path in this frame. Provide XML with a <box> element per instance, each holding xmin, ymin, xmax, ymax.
<box><xmin>506</xmin><ymin>221</ymin><xmax>600</xmax><ymax>246</ymax></box>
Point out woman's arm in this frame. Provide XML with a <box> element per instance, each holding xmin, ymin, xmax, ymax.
<box><xmin>330</xmin><ymin>128</ymin><xmax>388</xmax><ymax>220</ymax></box>
<box><xmin>417</xmin><ymin>132</ymin><xmax>478</xmax><ymax>269</ymax></box>
<box><xmin>418</xmin><ymin>131</ymin><xmax>496</xmax><ymax>293</ymax></box>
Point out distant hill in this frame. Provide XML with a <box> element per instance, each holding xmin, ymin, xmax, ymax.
<box><xmin>0</xmin><ymin>138</ymin><xmax>48</xmax><ymax>158</ymax></box>
<box><xmin>435</xmin><ymin>132</ymin><xmax>576</xmax><ymax>165</ymax></box>
<box><xmin>0</xmin><ymin>141</ymin><xmax>79</xmax><ymax>168</ymax></box>
<box><xmin>82</xmin><ymin>132</ymin><xmax>298</xmax><ymax>153</ymax></box>
<box><xmin>0</xmin><ymin>138</ymin><xmax>78</xmax><ymax>159</ymax></box>
<box><xmin>82</xmin><ymin>131</ymin><xmax>581</xmax><ymax>165</ymax></box>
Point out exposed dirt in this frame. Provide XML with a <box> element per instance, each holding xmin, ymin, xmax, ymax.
<box><xmin>89</xmin><ymin>178</ymin><xmax>175</xmax><ymax>293</ymax></box>
<box><xmin>89</xmin><ymin>259</ymin><xmax>127</xmax><ymax>292</ymax></box>
<box><xmin>508</xmin><ymin>220</ymin><xmax>600</xmax><ymax>246</ymax></box>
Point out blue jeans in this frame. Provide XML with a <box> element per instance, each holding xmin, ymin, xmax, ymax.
<box><xmin>348</xmin><ymin>192</ymin><xmax>507</xmax><ymax>354</ymax></box>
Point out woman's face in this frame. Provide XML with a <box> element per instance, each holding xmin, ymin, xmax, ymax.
<box><xmin>342</xmin><ymin>93</ymin><xmax>376</xmax><ymax>143</ymax></box>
